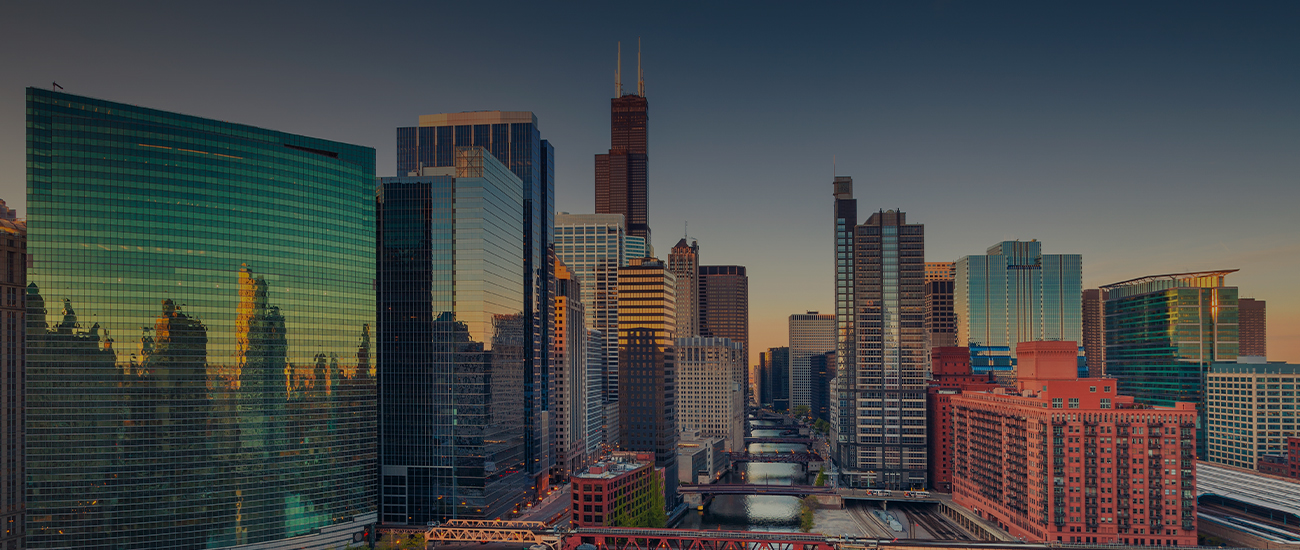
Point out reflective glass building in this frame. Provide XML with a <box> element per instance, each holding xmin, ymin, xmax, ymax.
<box><xmin>397</xmin><ymin>112</ymin><xmax>554</xmax><ymax>491</ymax></box>
<box><xmin>829</xmin><ymin>177</ymin><xmax>857</xmax><ymax>470</ymax></box>
<box><xmin>954</xmin><ymin>240</ymin><xmax>1082</xmax><ymax>359</ymax></box>
<box><xmin>377</xmin><ymin>148</ymin><xmax>528</xmax><ymax>523</ymax></box>
<box><xmin>25</xmin><ymin>89</ymin><xmax>376</xmax><ymax>550</ymax></box>
<box><xmin>616</xmin><ymin>258</ymin><xmax>677</xmax><ymax>509</ymax></box>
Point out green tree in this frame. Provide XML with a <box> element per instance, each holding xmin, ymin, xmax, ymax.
<box><xmin>793</xmin><ymin>405</ymin><xmax>811</xmax><ymax>419</ymax></box>
<box><xmin>814</xmin><ymin>468</ymin><xmax>827</xmax><ymax>487</ymax></box>
<box><xmin>799</xmin><ymin>496</ymin><xmax>817</xmax><ymax>532</ymax></box>
<box><xmin>813</xmin><ymin>419</ymin><xmax>831</xmax><ymax>435</ymax></box>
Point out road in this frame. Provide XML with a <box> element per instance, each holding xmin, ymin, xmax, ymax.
<box><xmin>517</xmin><ymin>484</ymin><xmax>571</xmax><ymax>525</ymax></box>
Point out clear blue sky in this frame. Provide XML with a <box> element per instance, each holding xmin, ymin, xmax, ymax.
<box><xmin>2</xmin><ymin>1</ymin><xmax>1297</xmax><ymax>364</ymax></box>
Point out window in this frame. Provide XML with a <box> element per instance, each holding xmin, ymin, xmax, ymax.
<box><xmin>1101</xmin><ymin>398</ymin><xmax>1112</xmax><ymax>409</ymax></box>
<box><xmin>1069</xmin><ymin>398</ymin><xmax>1080</xmax><ymax>409</ymax></box>
<box><xmin>1053</xmin><ymin>398</ymin><xmax>1063</xmax><ymax>409</ymax></box>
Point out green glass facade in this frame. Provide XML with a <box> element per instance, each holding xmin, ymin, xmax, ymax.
<box><xmin>25</xmin><ymin>89</ymin><xmax>376</xmax><ymax>550</ymax></box>
<box><xmin>1103</xmin><ymin>271</ymin><xmax>1238</xmax><ymax>458</ymax></box>
<box><xmin>954</xmin><ymin>240</ymin><xmax>1082</xmax><ymax>357</ymax></box>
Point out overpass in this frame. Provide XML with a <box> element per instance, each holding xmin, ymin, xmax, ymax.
<box><xmin>744</xmin><ymin>437</ymin><xmax>815</xmax><ymax>445</ymax></box>
<box><xmin>725</xmin><ymin>450</ymin><xmax>822</xmax><ymax>464</ymax></box>
<box><xmin>676</xmin><ymin>483</ymin><xmax>835</xmax><ymax>497</ymax></box>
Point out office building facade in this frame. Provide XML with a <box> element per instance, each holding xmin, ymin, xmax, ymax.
<box><xmin>586</xmin><ymin>329</ymin><xmax>608</xmax><ymax>458</ymax></box>
<box><xmin>595</xmin><ymin>61</ymin><xmax>651</xmax><ymax>243</ymax></box>
<box><xmin>1206</xmin><ymin>361</ymin><xmax>1299</xmax><ymax>470</ymax></box>
<box><xmin>789</xmin><ymin>312</ymin><xmax>835</xmax><ymax>412</ymax></box>
<box><xmin>1103</xmin><ymin>270</ymin><xmax>1238</xmax><ymax>458</ymax></box>
<box><xmin>952</xmin><ymin>342</ymin><xmax>1198</xmax><ymax>546</ymax></box>
<box><xmin>675</xmin><ymin>337</ymin><xmax>745</xmax><ymax>451</ymax></box>
<box><xmin>26</xmin><ymin>89</ymin><xmax>376</xmax><ymax>550</ymax></box>
<box><xmin>1238</xmin><ymin>298</ymin><xmax>1267</xmax><ymax>358</ymax></box>
<box><xmin>0</xmin><ymin>216</ymin><xmax>22</xmax><ymax>550</ymax></box>
<box><xmin>1083</xmin><ymin>289</ymin><xmax>1108</xmax><ymax>377</ymax></box>
<box><xmin>668</xmin><ymin>239</ymin><xmax>700</xmax><ymax>338</ymax></box>
<box><xmin>617</xmin><ymin>258</ymin><xmax>678</xmax><ymax>508</ymax></box>
<box><xmin>843</xmin><ymin>210</ymin><xmax>927</xmax><ymax>489</ymax></box>
<box><xmin>378</xmin><ymin>148</ymin><xmax>529</xmax><ymax>522</ymax></box>
<box><xmin>698</xmin><ymin>265</ymin><xmax>749</xmax><ymax>395</ymax></box>
<box><xmin>398</xmin><ymin>111</ymin><xmax>554</xmax><ymax>489</ymax></box>
<box><xmin>924</xmin><ymin>280</ymin><xmax>957</xmax><ymax>355</ymax></box>
<box><xmin>552</xmin><ymin>259</ymin><xmax>589</xmax><ymax>480</ymax></box>
<box><xmin>954</xmin><ymin>240</ymin><xmax>1082</xmax><ymax>358</ymax></box>
<box><xmin>829</xmin><ymin>176</ymin><xmax>858</xmax><ymax>474</ymax></box>
<box><xmin>763</xmin><ymin>347</ymin><xmax>791</xmax><ymax>412</ymax></box>
<box><xmin>810</xmin><ymin>351</ymin><xmax>835</xmax><ymax>423</ymax></box>
<box><xmin>925</xmin><ymin>261</ymin><xmax>955</xmax><ymax>283</ymax></box>
<box><xmin>571</xmin><ymin>452</ymin><xmax>664</xmax><ymax>528</ymax></box>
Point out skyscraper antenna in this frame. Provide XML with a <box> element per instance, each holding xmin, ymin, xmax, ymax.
<box><xmin>616</xmin><ymin>42</ymin><xmax>622</xmax><ymax>97</ymax></box>
<box><xmin>637</xmin><ymin>37</ymin><xmax>644</xmax><ymax>97</ymax></box>
<box><xmin>833</xmin><ymin>155</ymin><xmax>837</xmax><ymax>177</ymax></box>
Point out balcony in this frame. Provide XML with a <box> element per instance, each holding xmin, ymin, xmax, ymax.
<box><xmin>1181</xmin><ymin>441</ymin><xmax>1193</xmax><ymax>449</ymax></box>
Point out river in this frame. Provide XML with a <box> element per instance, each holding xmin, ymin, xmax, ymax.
<box><xmin>675</xmin><ymin>420</ymin><xmax>813</xmax><ymax>532</ymax></box>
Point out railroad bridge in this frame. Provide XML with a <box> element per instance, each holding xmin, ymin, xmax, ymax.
<box><xmin>725</xmin><ymin>450</ymin><xmax>823</xmax><ymax>464</ymax></box>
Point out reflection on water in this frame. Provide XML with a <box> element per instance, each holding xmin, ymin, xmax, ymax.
<box><xmin>676</xmin><ymin>420</ymin><xmax>812</xmax><ymax>532</ymax></box>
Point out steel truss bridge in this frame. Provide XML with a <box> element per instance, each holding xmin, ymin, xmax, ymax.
<box><xmin>724</xmin><ymin>451</ymin><xmax>823</xmax><ymax>464</ymax></box>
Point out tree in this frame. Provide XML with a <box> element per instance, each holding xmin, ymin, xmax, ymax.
<box><xmin>813</xmin><ymin>418</ymin><xmax>831</xmax><ymax>435</ymax></box>
<box><xmin>793</xmin><ymin>405</ymin><xmax>811</xmax><ymax>419</ymax></box>
<box><xmin>814</xmin><ymin>468</ymin><xmax>827</xmax><ymax>487</ymax></box>
<box><xmin>799</xmin><ymin>496</ymin><xmax>817</xmax><ymax>532</ymax></box>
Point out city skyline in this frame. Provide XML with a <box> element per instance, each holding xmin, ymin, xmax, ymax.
<box><xmin>1</xmin><ymin>2</ymin><xmax>1297</xmax><ymax>365</ymax></box>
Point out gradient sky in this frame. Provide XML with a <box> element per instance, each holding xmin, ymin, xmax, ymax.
<box><xmin>2</xmin><ymin>1</ymin><xmax>1297</xmax><ymax>365</ymax></box>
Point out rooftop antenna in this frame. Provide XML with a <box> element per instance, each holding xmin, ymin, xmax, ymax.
<box><xmin>616</xmin><ymin>42</ymin><xmax>622</xmax><ymax>97</ymax></box>
<box><xmin>833</xmin><ymin>155</ymin><xmax>837</xmax><ymax>177</ymax></box>
<box><xmin>637</xmin><ymin>37</ymin><xmax>644</xmax><ymax>97</ymax></box>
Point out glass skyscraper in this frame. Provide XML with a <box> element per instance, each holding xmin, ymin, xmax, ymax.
<box><xmin>954</xmin><ymin>240</ymin><xmax>1082</xmax><ymax>358</ymax></box>
<box><xmin>397</xmin><ymin>111</ymin><xmax>554</xmax><ymax>493</ymax></box>
<box><xmin>25</xmin><ymin>89</ymin><xmax>376</xmax><ymax>550</ymax></box>
<box><xmin>829</xmin><ymin>177</ymin><xmax>856</xmax><ymax>471</ymax></box>
<box><xmin>1103</xmin><ymin>270</ymin><xmax>1239</xmax><ymax>458</ymax></box>
<box><xmin>377</xmin><ymin>148</ymin><xmax>527</xmax><ymax>522</ymax></box>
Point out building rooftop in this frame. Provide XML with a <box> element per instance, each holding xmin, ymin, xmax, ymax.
<box><xmin>1100</xmin><ymin>269</ymin><xmax>1238</xmax><ymax>290</ymax></box>
<box><xmin>574</xmin><ymin>453</ymin><xmax>652</xmax><ymax>479</ymax></box>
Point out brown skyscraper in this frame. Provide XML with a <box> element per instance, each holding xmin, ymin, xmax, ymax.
<box><xmin>668</xmin><ymin>239</ymin><xmax>699</xmax><ymax>338</ymax></box>
<box><xmin>699</xmin><ymin>266</ymin><xmax>749</xmax><ymax>399</ymax></box>
<box><xmin>1239</xmin><ymin>298</ymin><xmax>1267</xmax><ymax>357</ymax></box>
<box><xmin>595</xmin><ymin>42</ymin><xmax>651</xmax><ymax>242</ymax></box>
<box><xmin>1082</xmin><ymin>288</ymin><xmax>1107</xmax><ymax>376</ymax></box>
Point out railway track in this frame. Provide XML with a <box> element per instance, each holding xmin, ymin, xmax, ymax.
<box><xmin>848</xmin><ymin>502</ymin><xmax>893</xmax><ymax>538</ymax></box>
<box><xmin>900</xmin><ymin>505</ymin><xmax>970</xmax><ymax>541</ymax></box>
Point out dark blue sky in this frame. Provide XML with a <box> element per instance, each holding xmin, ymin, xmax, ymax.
<box><xmin>2</xmin><ymin>1</ymin><xmax>1297</xmax><ymax>362</ymax></box>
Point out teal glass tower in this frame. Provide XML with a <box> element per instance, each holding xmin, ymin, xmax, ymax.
<box><xmin>25</xmin><ymin>89</ymin><xmax>376</xmax><ymax>550</ymax></box>
<box><xmin>1103</xmin><ymin>270</ymin><xmax>1239</xmax><ymax>458</ymax></box>
<box><xmin>954</xmin><ymin>240</ymin><xmax>1082</xmax><ymax>358</ymax></box>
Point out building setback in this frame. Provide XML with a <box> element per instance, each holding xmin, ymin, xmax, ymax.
<box><xmin>925</xmin><ymin>347</ymin><xmax>997</xmax><ymax>493</ymax></box>
<box><xmin>26</xmin><ymin>88</ymin><xmax>377</xmax><ymax>550</ymax></box>
<box><xmin>378</xmin><ymin>149</ymin><xmax>528</xmax><ymax>522</ymax></box>
<box><xmin>789</xmin><ymin>312</ymin><xmax>835</xmax><ymax>412</ymax></box>
<box><xmin>617</xmin><ymin>258</ymin><xmax>678</xmax><ymax>510</ymax></box>
<box><xmin>951</xmin><ymin>342</ymin><xmax>1198</xmax><ymax>546</ymax></box>
<box><xmin>954</xmin><ymin>240</ymin><xmax>1082</xmax><ymax>360</ymax></box>
<box><xmin>1103</xmin><ymin>270</ymin><xmax>1239</xmax><ymax>459</ymax></box>
<box><xmin>1082</xmin><ymin>289</ymin><xmax>1108</xmax><ymax>377</ymax></box>
<box><xmin>595</xmin><ymin>48</ymin><xmax>651</xmax><ymax>242</ymax></box>
<box><xmin>1238</xmin><ymin>298</ymin><xmax>1267</xmax><ymax>358</ymax></box>
<box><xmin>1206</xmin><ymin>360</ymin><xmax>1299</xmax><ymax>470</ymax></box>
<box><xmin>675</xmin><ymin>337</ymin><xmax>746</xmax><ymax>451</ymax></box>
<box><xmin>398</xmin><ymin>111</ymin><xmax>555</xmax><ymax>492</ymax></box>
<box><xmin>698</xmin><ymin>265</ymin><xmax>749</xmax><ymax>396</ymax></box>
<box><xmin>0</xmin><ymin>212</ymin><xmax>23</xmax><ymax>550</ymax></box>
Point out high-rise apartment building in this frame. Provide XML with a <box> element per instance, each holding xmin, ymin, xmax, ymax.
<box><xmin>841</xmin><ymin>210</ymin><xmax>927</xmax><ymax>490</ymax></box>
<box><xmin>26</xmin><ymin>89</ymin><xmax>376</xmax><ymax>550</ymax></box>
<box><xmin>596</xmin><ymin>47</ymin><xmax>651</xmax><ymax>243</ymax></box>
<box><xmin>378</xmin><ymin>149</ymin><xmax>529</xmax><ymax>523</ymax></box>
<box><xmin>925</xmin><ymin>261</ymin><xmax>955</xmax><ymax>283</ymax></box>
<box><xmin>924</xmin><ymin>280</ymin><xmax>957</xmax><ymax>355</ymax></box>
<box><xmin>698</xmin><ymin>265</ymin><xmax>749</xmax><ymax>395</ymax></box>
<box><xmin>1206</xmin><ymin>360</ymin><xmax>1299</xmax><ymax>470</ymax></box>
<box><xmin>675</xmin><ymin>337</ymin><xmax>745</xmax><ymax>451</ymax></box>
<box><xmin>1082</xmin><ymin>289</ymin><xmax>1109</xmax><ymax>377</ymax></box>
<box><xmin>617</xmin><ymin>257</ymin><xmax>678</xmax><ymax>509</ymax></box>
<box><xmin>954</xmin><ymin>240</ymin><xmax>1082</xmax><ymax>360</ymax></box>
<box><xmin>552</xmin><ymin>258</ymin><xmax>589</xmax><ymax>480</ymax></box>
<box><xmin>810</xmin><ymin>351</ymin><xmax>836</xmax><ymax>423</ymax></box>
<box><xmin>1103</xmin><ymin>270</ymin><xmax>1238</xmax><ymax>458</ymax></box>
<box><xmin>668</xmin><ymin>239</ymin><xmax>700</xmax><ymax>338</ymax></box>
<box><xmin>0</xmin><ymin>215</ymin><xmax>23</xmax><ymax>550</ymax></box>
<box><xmin>555</xmin><ymin>213</ymin><xmax>632</xmax><ymax>445</ymax></box>
<box><xmin>789</xmin><ymin>312</ymin><xmax>835</xmax><ymax>411</ymax></box>
<box><xmin>925</xmin><ymin>347</ymin><xmax>997</xmax><ymax>493</ymax></box>
<box><xmin>951</xmin><ymin>342</ymin><xmax>1198</xmax><ymax>546</ymax></box>
<box><xmin>398</xmin><ymin>111</ymin><xmax>555</xmax><ymax>490</ymax></box>
<box><xmin>830</xmin><ymin>176</ymin><xmax>857</xmax><ymax>473</ymax></box>
<box><xmin>1238</xmin><ymin>298</ymin><xmax>1267</xmax><ymax>358</ymax></box>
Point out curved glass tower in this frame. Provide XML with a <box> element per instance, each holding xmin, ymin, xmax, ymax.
<box><xmin>25</xmin><ymin>89</ymin><xmax>376</xmax><ymax>550</ymax></box>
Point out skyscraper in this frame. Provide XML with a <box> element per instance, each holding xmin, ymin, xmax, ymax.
<box><xmin>809</xmin><ymin>351</ymin><xmax>835</xmax><ymax>423</ymax></box>
<box><xmin>26</xmin><ymin>88</ymin><xmax>376</xmax><ymax>550</ymax></box>
<box><xmin>765</xmin><ymin>347</ymin><xmax>791</xmax><ymax>412</ymax></box>
<box><xmin>378</xmin><ymin>148</ymin><xmax>529</xmax><ymax>522</ymax></box>
<box><xmin>1103</xmin><ymin>270</ymin><xmax>1239</xmax><ymax>458</ymax></box>
<box><xmin>675</xmin><ymin>337</ymin><xmax>746</xmax><ymax>451</ymax></box>
<box><xmin>554</xmin><ymin>212</ymin><xmax>632</xmax><ymax>449</ymax></box>
<box><xmin>954</xmin><ymin>240</ymin><xmax>1082</xmax><ymax>362</ymax></box>
<box><xmin>586</xmin><ymin>329</ymin><xmax>608</xmax><ymax>457</ymax></box>
<box><xmin>552</xmin><ymin>258</ymin><xmax>589</xmax><ymax>480</ymax></box>
<box><xmin>595</xmin><ymin>43</ymin><xmax>651</xmax><ymax>243</ymax></box>
<box><xmin>846</xmin><ymin>209</ymin><xmax>927</xmax><ymax>490</ymax></box>
<box><xmin>698</xmin><ymin>265</ymin><xmax>749</xmax><ymax>400</ymax></box>
<box><xmin>668</xmin><ymin>239</ymin><xmax>700</xmax><ymax>338</ymax></box>
<box><xmin>923</xmin><ymin>280</ymin><xmax>957</xmax><ymax>358</ymax></box>
<box><xmin>0</xmin><ymin>215</ymin><xmax>23</xmax><ymax>550</ymax></box>
<box><xmin>789</xmin><ymin>312</ymin><xmax>835</xmax><ymax>412</ymax></box>
<box><xmin>617</xmin><ymin>257</ymin><xmax>678</xmax><ymax>509</ymax></box>
<box><xmin>1082</xmin><ymin>288</ymin><xmax>1109</xmax><ymax>377</ymax></box>
<box><xmin>397</xmin><ymin>110</ymin><xmax>555</xmax><ymax>493</ymax></box>
<box><xmin>829</xmin><ymin>176</ymin><xmax>857</xmax><ymax>473</ymax></box>
<box><xmin>1238</xmin><ymin>298</ymin><xmax>1267</xmax><ymax>358</ymax></box>
<box><xmin>1207</xmin><ymin>360</ymin><xmax>1299</xmax><ymax>469</ymax></box>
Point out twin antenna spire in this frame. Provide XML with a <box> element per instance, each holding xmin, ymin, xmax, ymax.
<box><xmin>615</xmin><ymin>38</ymin><xmax>645</xmax><ymax>97</ymax></box>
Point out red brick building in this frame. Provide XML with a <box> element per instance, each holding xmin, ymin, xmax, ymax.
<box><xmin>1257</xmin><ymin>437</ymin><xmax>1300</xmax><ymax>479</ymax></box>
<box><xmin>951</xmin><ymin>341</ymin><xmax>1198</xmax><ymax>546</ymax></box>
<box><xmin>570</xmin><ymin>452</ymin><xmax>663</xmax><ymax>527</ymax></box>
<box><xmin>927</xmin><ymin>347</ymin><xmax>998</xmax><ymax>492</ymax></box>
